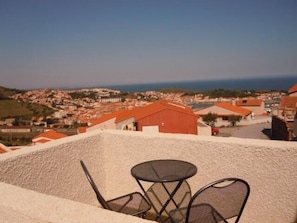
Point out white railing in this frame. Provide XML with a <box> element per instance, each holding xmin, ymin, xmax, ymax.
<box><xmin>0</xmin><ymin>129</ymin><xmax>296</xmax><ymax>223</ymax></box>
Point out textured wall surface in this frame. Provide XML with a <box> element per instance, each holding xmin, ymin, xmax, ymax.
<box><xmin>0</xmin><ymin>182</ymin><xmax>152</xmax><ymax>223</ymax></box>
<box><xmin>0</xmin><ymin>129</ymin><xmax>296</xmax><ymax>223</ymax></box>
<box><xmin>102</xmin><ymin>130</ymin><xmax>297</xmax><ymax>223</ymax></box>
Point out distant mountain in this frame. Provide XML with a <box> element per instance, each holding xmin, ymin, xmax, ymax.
<box><xmin>0</xmin><ymin>86</ymin><xmax>26</xmax><ymax>100</ymax></box>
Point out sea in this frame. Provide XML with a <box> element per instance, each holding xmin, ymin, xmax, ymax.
<box><xmin>102</xmin><ymin>75</ymin><xmax>297</xmax><ymax>93</ymax></box>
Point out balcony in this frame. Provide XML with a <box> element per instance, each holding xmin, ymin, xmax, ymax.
<box><xmin>0</xmin><ymin>129</ymin><xmax>296</xmax><ymax>223</ymax></box>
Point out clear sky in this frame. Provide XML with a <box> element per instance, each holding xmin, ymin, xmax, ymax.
<box><xmin>1</xmin><ymin>0</ymin><xmax>297</xmax><ymax>90</ymax></box>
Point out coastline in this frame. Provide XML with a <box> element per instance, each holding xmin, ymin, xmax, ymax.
<box><xmin>102</xmin><ymin>75</ymin><xmax>297</xmax><ymax>93</ymax></box>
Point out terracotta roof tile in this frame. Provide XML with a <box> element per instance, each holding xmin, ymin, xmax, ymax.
<box><xmin>288</xmin><ymin>83</ymin><xmax>297</xmax><ymax>94</ymax></box>
<box><xmin>89</xmin><ymin>100</ymin><xmax>197</xmax><ymax>126</ymax></box>
<box><xmin>236</xmin><ymin>98</ymin><xmax>263</xmax><ymax>106</ymax></box>
<box><xmin>0</xmin><ymin>143</ymin><xmax>12</xmax><ymax>153</ymax></box>
<box><xmin>0</xmin><ymin>148</ymin><xmax>7</xmax><ymax>154</ymax></box>
<box><xmin>78</xmin><ymin>126</ymin><xmax>87</xmax><ymax>133</ymax></box>
<box><xmin>116</xmin><ymin>100</ymin><xmax>195</xmax><ymax>123</ymax></box>
<box><xmin>91</xmin><ymin>110</ymin><xmax>129</xmax><ymax>126</ymax></box>
<box><xmin>34</xmin><ymin>138</ymin><xmax>51</xmax><ymax>144</ymax></box>
<box><xmin>217</xmin><ymin>102</ymin><xmax>252</xmax><ymax>116</ymax></box>
<box><xmin>33</xmin><ymin>129</ymin><xmax>68</xmax><ymax>141</ymax></box>
<box><xmin>280</xmin><ymin>96</ymin><xmax>297</xmax><ymax>108</ymax></box>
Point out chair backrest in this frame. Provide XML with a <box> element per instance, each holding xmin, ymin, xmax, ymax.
<box><xmin>187</xmin><ymin>178</ymin><xmax>250</xmax><ymax>223</ymax></box>
<box><xmin>80</xmin><ymin>160</ymin><xmax>111</xmax><ymax>210</ymax></box>
<box><xmin>146</xmin><ymin>181</ymin><xmax>191</xmax><ymax>216</ymax></box>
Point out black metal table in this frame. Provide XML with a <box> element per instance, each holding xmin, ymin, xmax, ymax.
<box><xmin>131</xmin><ymin>159</ymin><xmax>197</xmax><ymax>222</ymax></box>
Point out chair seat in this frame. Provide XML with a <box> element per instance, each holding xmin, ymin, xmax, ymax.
<box><xmin>169</xmin><ymin>178</ymin><xmax>250</xmax><ymax>223</ymax></box>
<box><xmin>80</xmin><ymin>160</ymin><xmax>151</xmax><ymax>218</ymax></box>
<box><xmin>170</xmin><ymin>203</ymin><xmax>226</xmax><ymax>223</ymax></box>
<box><xmin>107</xmin><ymin>192</ymin><xmax>151</xmax><ymax>216</ymax></box>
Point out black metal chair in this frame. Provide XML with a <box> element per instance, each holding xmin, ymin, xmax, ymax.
<box><xmin>169</xmin><ymin>178</ymin><xmax>250</xmax><ymax>223</ymax></box>
<box><xmin>144</xmin><ymin>181</ymin><xmax>192</xmax><ymax>221</ymax></box>
<box><xmin>80</xmin><ymin>160</ymin><xmax>151</xmax><ymax>217</ymax></box>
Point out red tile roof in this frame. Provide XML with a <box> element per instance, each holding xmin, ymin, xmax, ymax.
<box><xmin>115</xmin><ymin>100</ymin><xmax>196</xmax><ymax>123</ymax></box>
<box><xmin>0</xmin><ymin>148</ymin><xmax>7</xmax><ymax>154</ymax></box>
<box><xmin>89</xmin><ymin>100</ymin><xmax>197</xmax><ymax>126</ymax></box>
<box><xmin>91</xmin><ymin>110</ymin><xmax>125</xmax><ymax>126</ymax></box>
<box><xmin>280</xmin><ymin>96</ymin><xmax>297</xmax><ymax>109</ymax></box>
<box><xmin>34</xmin><ymin>138</ymin><xmax>51</xmax><ymax>144</ymax></box>
<box><xmin>78</xmin><ymin>126</ymin><xmax>88</xmax><ymax>133</ymax></box>
<box><xmin>288</xmin><ymin>83</ymin><xmax>297</xmax><ymax>94</ymax></box>
<box><xmin>0</xmin><ymin>143</ymin><xmax>12</xmax><ymax>154</ymax></box>
<box><xmin>236</xmin><ymin>98</ymin><xmax>263</xmax><ymax>106</ymax></box>
<box><xmin>217</xmin><ymin>102</ymin><xmax>252</xmax><ymax>116</ymax></box>
<box><xmin>33</xmin><ymin>129</ymin><xmax>68</xmax><ymax>142</ymax></box>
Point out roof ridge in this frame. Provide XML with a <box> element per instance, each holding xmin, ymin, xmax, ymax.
<box><xmin>217</xmin><ymin>102</ymin><xmax>252</xmax><ymax>116</ymax></box>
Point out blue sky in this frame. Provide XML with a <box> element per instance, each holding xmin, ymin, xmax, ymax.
<box><xmin>1</xmin><ymin>0</ymin><xmax>296</xmax><ymax>90</ymax></box>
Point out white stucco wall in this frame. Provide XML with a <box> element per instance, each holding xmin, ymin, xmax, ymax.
<box><xmin>0</xmin><ymin>182</ymin><xmax>152</xmax><ymax>223</ymax></box>
<box><xmin>0</xmin><ymin>130</ymin><xmax>296</xmax><ymax>223</ymax></box>
<box><xmin>87</xmin><ymin>118</ymin><xmax>117</xmax><ymax>131</ymax></box>
<box><xmin>197</xmin><ymin>121</ymin><xmax>211</xmax><ymax>136</ymax></box>
<box><xmin>102</xmin><ymin>130</ymin><xmax>297</xmax><ymax>223</ymax></box>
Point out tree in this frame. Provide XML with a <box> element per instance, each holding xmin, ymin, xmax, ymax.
<box><xmin>228</xmin><ymin>115</ymin><xmax>242</xmax><ymax>127</ymax></box>
<box><xmin>202</xmin><ymin>112</ymin><xmax>218</xmax><ymax>127</ymax></box>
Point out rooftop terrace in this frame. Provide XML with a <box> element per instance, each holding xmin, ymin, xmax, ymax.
<box><xmin>0</xmin><ymin>130</ymin><xmax>296</xmax><ymax>223</ymax></box>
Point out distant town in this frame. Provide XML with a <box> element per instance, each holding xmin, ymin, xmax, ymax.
<box><xmin>6</xmin><ymin>87</ymin><xmax>284</xmax><ymax>125</ymax></box>
<box><xmin>0</xmin><ymin>83</ymin><xmax>296</xmax><ymax>150</ymax></box>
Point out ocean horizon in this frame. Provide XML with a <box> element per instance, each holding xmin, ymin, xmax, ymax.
<box><xmin>102</xmin><ymin>75</ymin><xmax>297</xmax><ymax>93</ymax></box>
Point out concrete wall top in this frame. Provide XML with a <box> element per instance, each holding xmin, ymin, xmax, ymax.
<box><xmin>0</xmin><ymin>182</ymin><xmax>153</xmax><ymax>223</ymax></box>
<box><xmin>0</xmin><ymin>129</ymin><xmax>296</xmax><ymax>223</ymax></box>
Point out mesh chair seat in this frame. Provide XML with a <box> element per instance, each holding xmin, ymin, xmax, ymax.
<box><xmin>80</xmin><ymin>160</ymin><xmax>151</xmax><ymax>217</ymax></box>
<box><xmin>170</xmin><ymin>203</ymin><xmax>226</xmax><ymax>223</ymax></box>
<box><xmin>169</xmin><ymin>178</ymin><xmax>250</xmax><ymax>223</ymax></box>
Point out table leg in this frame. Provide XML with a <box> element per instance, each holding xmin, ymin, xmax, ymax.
<box><xmin>135</xmin><ymin>179</ymin><xmax>160</xmax><ymax>217</ymax></box>
<box><xmin>136</xmin><ymin>179</ymin><xmax>185</xmax><ymax>223</ymax></box>
<box><xmin>158</xmin><ymin>181</ymin><xmax>183</xmax><ymax>219</ymax></box>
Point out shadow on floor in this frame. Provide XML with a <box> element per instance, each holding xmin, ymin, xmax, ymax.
<box><xmin>262</xmin><ymin>128</ymin><xmax>272</xmax><ymax>139</ymax></box>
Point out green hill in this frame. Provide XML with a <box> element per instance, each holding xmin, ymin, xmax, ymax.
<box><xmin>0</xmin><ymin>86</ymin><xmax>55</xmax><ymax>120</ymax></box>
<box><xmin>0</xmin><ymin>86</ymin><xmax>25</xmax><ymax>99</ymax></box>
<box><xmin>0</xmin><ymin>100</ymin><xmax>33</xmax><ymax>119</ymax></box>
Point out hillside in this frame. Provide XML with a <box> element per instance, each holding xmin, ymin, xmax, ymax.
<box><xmin>0</xmin><ymin>100</ymin><xmax>34</xmax><ymax>119</ymax></box>
<box><xmin>0</xmin><ymin>86</ymin><xmax>25</xmax><ymax>99</ymax></box>
<box><xmin>0</xmin><ymin>86</ymin><xmax>55</xmax><ymax>120</ymax></box>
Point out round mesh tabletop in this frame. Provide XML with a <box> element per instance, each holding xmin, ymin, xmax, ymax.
<box><xmin>131</xmin><ymin>159</ymin><xmax>197</xmax><ymax>182</ymax></box>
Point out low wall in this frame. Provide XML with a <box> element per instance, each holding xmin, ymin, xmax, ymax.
<box><xmin>0</xmin><ymin>130</ymin><xmax>107</xmax><ymax>205</ymax></box>
<box><xmin>0</xmin><ymin>129</ymin><xmax>296</xmax><ymax>223</ymax></box>
<box><xmin>216</xmin><ymin>116</ymin><xmax>271</xmax><ymax>127</ymax></box>
<box><xmin>239</xmin><ymin>116</ymin><xmax>271</xmax><ymax>126</ymax></box>
<box><xmin>0</xmin><ymin>182</ymin><xmax>152</xmax><ymax>223</ymax></box>
<box><xmin>102</xmin><ymin>130</ymin><xmax>297</xmax><ymax>223</ymax></box>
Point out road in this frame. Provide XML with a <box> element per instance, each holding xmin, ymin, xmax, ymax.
<box><xmin>217</xmin><ymin>122</ymin><xmax>272</xmax><ymax>140</ymax></box>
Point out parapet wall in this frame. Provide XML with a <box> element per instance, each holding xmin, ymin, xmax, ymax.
<box><xmin>0</xmin><ymin>182</ymin><xmax>152</xmax><ymax>223</ymax></box>
<box><xmin>0</xmin><ymin>129</ymin><xmax>296</xmax><ymax>223</ymax></box>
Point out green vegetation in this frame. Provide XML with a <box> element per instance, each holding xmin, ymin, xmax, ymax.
<box><xmin>157</xmin><ymin>88</ymin><xmax>262</xmax><ymax>98</ymax></box>
<box><xmin>158</xmin><ymin>88</ymin><xmax>197</xmax><ymax>95</ymax></box>
<box><xmin>0</xmin><ymin>86</ymin><xmax>55</xmax><ymax>121</ymax></box>
<box><xmin>0</xmin><ymin>100</ymin><xmax>32</xmax><ymax>119</ymax></box>
<box><xmin>228</xmin><ymin>115</ymin><xmax>242</xmax><ymax>127</ymax></box>
<box><xmin>202</xmin><ymin>112</ymin><xmax>218</xmax><ymax>127</ymax></box>
<box><xmin>0</xmin><ymin>133</ymin><xmax>37</xmax><ymax>146</ymax></box>
<box><xmin>0</xmin><ymin>86</ymin><xmax>25</xmax><ymax>100</ymax></box>
<box><xmin>69</xmin><ymin>91</ymin><xmax>98</xmax><ymax>100</ymax></box>
<box><xmin>25</xmin><ymin>103</ymin><xmax>55</xmax><ymax>118</ymax></box>
<box><xmin>0</xmin><ymin>100</ymin><xmax>55</xmax><ymax>121</ymax></box>
<box><xmin>203</xmin><ymin>89</ymin><xmax>258</xmax><ymax>98</ymax></box>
